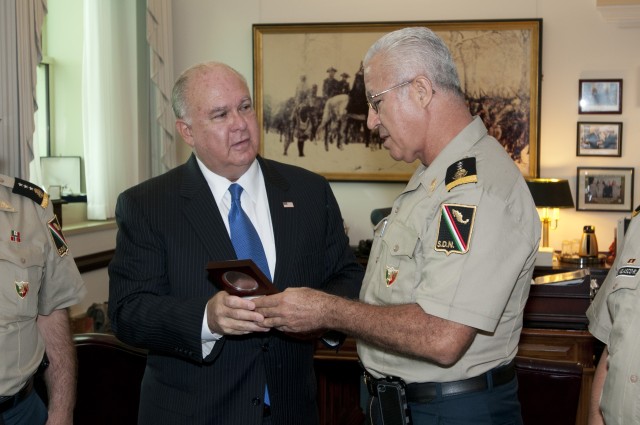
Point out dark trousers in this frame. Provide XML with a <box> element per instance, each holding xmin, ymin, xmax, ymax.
<box><xmin>367</xmin><ymin>376</ymin><xmax>522</xmax><ymax>425</ymax></box>
<box><xmin>0</xmin><ymin>391</ymin><xmax>47</xmax><ymax>425</ymax></box>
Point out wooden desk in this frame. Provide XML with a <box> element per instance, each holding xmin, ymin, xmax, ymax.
<box><xmin>314</xmin><ymin>329</ymin><xmax>595</xmax><ymax>425</ymax></box>
<box><xmin>314</xmin><ymin>338</ymin><xmax>363</xmax><ymax>425</ymax></box>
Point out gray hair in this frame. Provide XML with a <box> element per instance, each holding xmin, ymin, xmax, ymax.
<box><xmin>171</xmin><ymin>62</ymin><xmax>249</xmax><ymax>123</ymax></box>
<box><xmin>363</xmin><ymin>27</ymin><xmax>463</xmax><ymax>98</ymax></box>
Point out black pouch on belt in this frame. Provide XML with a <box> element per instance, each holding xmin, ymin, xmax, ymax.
<box><xmin>374</xmin><ymin>376</ymin><xmax>412</xmax><ymax>425</ymax></box>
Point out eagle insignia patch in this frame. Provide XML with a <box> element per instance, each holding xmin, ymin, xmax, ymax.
<box><xmin>445</xmin><ymin>158</ymin><xmax>477</xmax><ymax>192</ymax></box>
<box><xmin>385</xmin><ymin>266</ymin><xmax>399</xmax><ymax>287</ymax></box>
<box><xmin>15</xmin><ymin>281</ymin><xmax>29</xmax><ymax>298</ymax></box>
<box><xmin>435</xmin><ymin>204</ymin><xmax>476</xmax><ymax>255</ymax></box>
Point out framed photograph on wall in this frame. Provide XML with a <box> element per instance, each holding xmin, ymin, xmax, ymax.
<box><xmin>576</xmin><ymin>122</ymin><xmax>622</xmax><ymax>157</ymax></box>
<box><xmin>253</xmin><ymin>19</ymin><xmax>542</xmax><ymax>181</ymax></box>
<box><xmin>576</xmin><ymin>167</ymin><xmax>634</xmax><ymax>212</ymax></box>
<box><xmin>578</xmin><ymin>79</ymin><xmax>622</xmax><ymax>114</ymax></box>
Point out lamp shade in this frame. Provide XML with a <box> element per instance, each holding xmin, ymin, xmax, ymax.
<box><xmin>525</xmin><ymin>178</ymin><xmax>575</xmax><ymax>209</ymax></box>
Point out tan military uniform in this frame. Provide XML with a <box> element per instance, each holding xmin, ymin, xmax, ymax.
<box><xmin>358</xmin><ymin>117</ymin><xmax>540</xmax><ymax>383</ymax></box>
<box><xmin>587</xmin><ymin>208</ymin><xmax>640</xmax><ymax>425</ymax></box>
<box><xmin>0</xmin><ymin>174</ymin><xmax>85</xmax><ymax>396</ymax></box>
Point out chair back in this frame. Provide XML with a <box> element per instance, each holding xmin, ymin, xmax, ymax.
<box><xmin>74</xmin><ymin>333</ymin><xmax>147</xmax><ymax>425</ymax></box>
<box><xmin>515</xmin><ymin>356</ymin><xmax>583</xmax><ymax>425</ymax></box>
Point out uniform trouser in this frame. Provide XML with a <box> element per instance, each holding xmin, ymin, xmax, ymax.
<box><xmin>367</xmin><ymin>376</ymin><xmax>522</xmax><ymax>425</ymax></box>
<box><xmin>0</xmin><ymin>391</ymin><xmax>47</xmax><ymax>425</ymax></box>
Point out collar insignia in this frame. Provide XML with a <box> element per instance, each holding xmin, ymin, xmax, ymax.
<box><xmin>0</xmin><ymin>200</ymin><xmax>14</xmax><ymax>211</ymax></box>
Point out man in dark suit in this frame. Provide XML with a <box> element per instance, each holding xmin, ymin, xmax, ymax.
<box><xmin>108</xmin><ymin>62</ymin><xmax>363</xmax><ymax>425</ymax></box>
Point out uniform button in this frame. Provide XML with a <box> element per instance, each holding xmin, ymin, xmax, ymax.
<box><xmin>394</xmin><ymin>207</ymin><xmax>399</xmax><ymax>213</ymax></box>
<box><xmin>261</xmin><ymin>343</ymin><xmax>269</xmax><ymax>352</ymax></box>
<box><xmin>21</xmin><ymin>258</ymin><xmax>26</xmax><ymax>264</ymax></box>
<box><xmin>393</xmin><ymin>244</ymin><xmax>399</xmax><ymax>252</ymax></box>
<box><xmin>251</xmin><ymin>397</ymin><xmax>261</xmax><ymax>406</ymax></box>
<box><xmin>630</xmin><ymin>375</ymin><xmax>638</xmax><ymax>383</ymax></box>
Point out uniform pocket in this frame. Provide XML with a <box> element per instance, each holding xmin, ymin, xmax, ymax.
<box><xmin>606</xmin><ymin>273</ymin><xmax>640</xmax><ymax>356</ymax></box>
<box><xmin>377</xmin><ymin>220</ymin><xmax>418</xmax><ymax>294</ymax></box>
<box><xmin>0</xmin><ymin>242</ymin><xmax>44</xmax><ymax>318</ymax></box>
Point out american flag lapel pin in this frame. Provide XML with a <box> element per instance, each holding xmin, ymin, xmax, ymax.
<box><xmin>283</xmin><ymin>201</ymin><xmax>294</xmax><ymax>208</ymax></box>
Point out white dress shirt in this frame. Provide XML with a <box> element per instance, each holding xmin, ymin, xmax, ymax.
<box><xmin>195</xmin><ymin>157</ymin><xmax>276</xmax><ymax>355</ymax></box>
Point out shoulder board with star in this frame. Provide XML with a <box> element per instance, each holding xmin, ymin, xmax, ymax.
<box><xmin>633</xmin><ymin>204</ymin><xmax>640</xmax><ymax>218</ymax></box>
<box><xmin>445</xmin><ymin>157</ymin><xmax>477</xmax><ymax>192</ymax></box>
<box><xmin>12</xmin><ymin>177</ymin><xmax>49</xmax><ymax>208</ymax></box>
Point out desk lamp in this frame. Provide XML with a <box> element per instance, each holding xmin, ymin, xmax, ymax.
<box><xmin>525</xmin><ymin>178</ymin><xmax>575</xmax><ymax>265</ymax></box>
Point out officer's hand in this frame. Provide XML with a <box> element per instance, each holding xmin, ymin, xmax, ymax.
<box><xmin>253</xmin><ymin>287</ymin><xmax>330</xmax><ymax>333</ymax></box>
<box><xmin>206</xmin><ymin>291</ymin><xmax>270</xmax><ymax>336</ymax></box>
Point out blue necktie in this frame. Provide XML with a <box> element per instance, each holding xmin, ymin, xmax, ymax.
<box><xmin>228</xmin><ymin>183</ymin><xmax>271</xmax><ymax>280</ymax></box>
<box><xmin>227</xmin><ymin>183</ymin><xmax>271</xmax><ymax>406</ymax></box>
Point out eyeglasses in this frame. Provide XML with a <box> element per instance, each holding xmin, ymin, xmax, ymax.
<box><xmin>366</xmin><ymin>80</ymin><xmax>412</xmax><ymax>114</ymax></box>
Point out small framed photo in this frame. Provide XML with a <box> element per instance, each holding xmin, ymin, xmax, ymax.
<box><xmin>576</xmin><ymin>167</ymin><xmax>634</xmax><ymax>212</ymax></box>
<box><xmin>578</xmin><ymin>79</ymin><xmax>622</xmax><ymax>114</ymax></box>
<box><xmin>47</xmin><ymin>185</ymin><xmax>62</xmax><ymax>200</ymax></box>
<box><xmin>576</xmin><ymin>122</ymin><xmax>622</xmax><ymax>157</ymax></box>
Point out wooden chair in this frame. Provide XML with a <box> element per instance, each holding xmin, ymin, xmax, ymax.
<box><xmin>515</xmin><ymin>356</ymin><xmax>583</xmax><ymax>425</ymax></box>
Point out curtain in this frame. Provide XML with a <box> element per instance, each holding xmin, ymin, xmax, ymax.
<box><xmin>0</xmin><ymin>0</ymin><xmax>46</xmax><ymax>179</ymax></box>
<box><xmin>147</xmin><ymin>0</ymin><xmax>176</xmax><ymax>176</ymax></box>
<box><xmin>82</xmin><ymin>0</ymin><xmax>139</xmax><ymax>220</ymax></box>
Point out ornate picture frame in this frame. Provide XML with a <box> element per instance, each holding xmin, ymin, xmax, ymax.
<box><xmin>253</xmin><ymin>19</ymin><xmax>542</xmax><ymax>181</ymax></box>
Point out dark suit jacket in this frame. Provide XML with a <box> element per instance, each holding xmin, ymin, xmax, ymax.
<box><xmin>108</xmin><ymin>155</ymin><xmax>363</xmax><ymax>425</ymax></box>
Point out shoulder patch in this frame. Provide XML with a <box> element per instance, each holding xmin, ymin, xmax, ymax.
<box><xmin>445</xmin><ymin>158</ymin><xmax>477</xmax><ymax>192</ymax></box>
<box><xmin>435</xmin><ymin>203</ymin><xmax>476</xmax><ymax>255</ymax></box>
<box><xmin>13</xmin><ymin>178</ymin><xmax>49</xmax><ymax>208</ymax></box>
<box><xmin>48</xmin><ymin>216</ymin><xmax>69</xmax><ymax>257</ymax></box>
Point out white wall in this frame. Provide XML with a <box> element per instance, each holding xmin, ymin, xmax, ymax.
<box><xmin>172</xmin><ymin>0</ymin><xmax>640</xmax><ymax>252</ymax></box>
<box><xmin>65</xmin><ymin>226</ymin><xmax>117</xmax><ymax>316</ymax></box>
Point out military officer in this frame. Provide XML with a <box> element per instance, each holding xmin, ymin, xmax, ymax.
<box><xmin>587</xmin><ymin>205</ymin><xmax>640</xmax><ymax>425</ymax></box>
<box><xmin>255</xmin><ymin>27</ymin><xmax>540</xmax><ymax>424</ymax></box>
<box><xmin>0</xmin><ymin>175</ymin><xmax>86</xmax><ymax>425</ymax></box>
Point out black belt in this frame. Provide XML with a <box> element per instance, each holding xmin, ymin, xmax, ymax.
<box><xmin>0</xmin><ymin>377</ymin><xmax>34</xmax><ymax>414</ymax></box>
<box><xmin>365</xmin><ymin>359</ymin><xmax>516</xmax><ymax>403</ymax></box>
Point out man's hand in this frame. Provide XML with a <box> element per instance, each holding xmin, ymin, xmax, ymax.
<box><xmin>206</xmin><ymin>291</ymin><xmax>270</xmax><ymax>336</ymax></box>
<box><xmin>253</xmin><ymin>287</ymin><xmax>332</xmax><ymax>333</ymax></box>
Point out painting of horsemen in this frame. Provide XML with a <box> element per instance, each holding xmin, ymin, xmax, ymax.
<box><xmin>253</xmin><ymin>20</ymin><xmax>541</xmax><ymax>181</ymax></box>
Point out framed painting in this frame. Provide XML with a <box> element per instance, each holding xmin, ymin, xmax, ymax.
<box><xmin>576</xmin><ymin>121</ymin><xmax>622</xmax><ymax>157</ymax></box>
<box><xmin>576</xmin><ymin>167</ymin><xmax>634</xmax><ymax>212</ymax></box>
<box><xmin>253</xmin><ymin>19</ymin><xmax>542</xmax><ymax>181</ymax></box>
<box><xmin>578</xmin><ymin>79</ymin><xmax>622</xmax><ymax>114</ymax></box>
